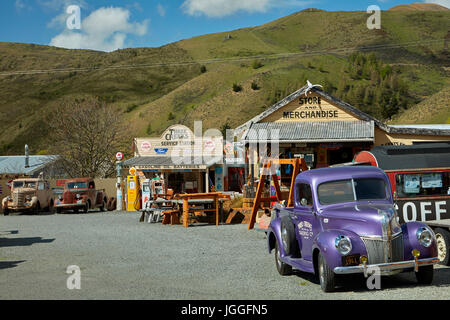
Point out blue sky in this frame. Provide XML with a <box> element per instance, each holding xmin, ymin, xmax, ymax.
<box><xmin>1</xmin><ymin>0</ymin><xmax>448</xmax><ymax>51</ymax></box>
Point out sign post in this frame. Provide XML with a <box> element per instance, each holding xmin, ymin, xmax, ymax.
<box><xmin>115</xmin><ymin>152</ymin><xmax>124</xmax><ymax>211</ymax></box>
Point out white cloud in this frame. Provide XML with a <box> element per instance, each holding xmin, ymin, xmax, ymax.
<box><xmin>15</xmin><ymin>0</ymin><xmax>31</xmax><ymax>11</ymax></box>
<box><xmin>49</xmin><ymin>7</ymin><xmax>149</xmax><ymax>52</ymax></box>
<box><xmin>181</xmin><ymin>0</ymin><xmax>313</xmax><ymax>17</ymax></box>
<box><xmin>157</xmin><ymin>4</ymin><xmax>166</xmax><ymax>17</ymax></box>
<box><xmin>424</xmin><ymin>0</ymin><xmax>450</xmax><ymax>8</ymax></box>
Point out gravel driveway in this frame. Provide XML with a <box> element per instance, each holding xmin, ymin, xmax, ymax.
<box><xmin>1</xmin><ymin>212</ymin><xmax>449</xmax><ymax>300</ymax></box>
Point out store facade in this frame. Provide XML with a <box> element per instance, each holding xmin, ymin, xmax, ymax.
<box><xmin>123</xmin><ymin>125</ymin><xmax>224</xmax><ymax>194</ymax></box>
<box><xmin>236</xmin><ymin>85</ymin><xmax>450</xmax><ymax>181</ymax></box>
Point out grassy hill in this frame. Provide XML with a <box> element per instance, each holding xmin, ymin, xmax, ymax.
<box><xmin>390</xmin><ymin>85</ymin><xmax>450</xmax><ymax>124</ymax></box>
<box><xmin>389</xmin><ymin>3</ymin><xmax>449</xmax><ymax>11</ymax></box>
<box><xmin>0</xmin><ymin>9</ymin><xmax>449</xmax><ymax>155</ymax></box>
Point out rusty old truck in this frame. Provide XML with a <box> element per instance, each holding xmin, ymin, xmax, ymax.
<box><xmin>54</xmin><ymin>178</ymin><xmax>108</xmax><ymax>213</ymax></box>
<box><xmin>2</xmin><ymin>175</ymin><xmax>55</xmax><ymax>215</ymax></box>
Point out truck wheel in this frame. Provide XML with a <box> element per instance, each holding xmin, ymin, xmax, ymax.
<box><xmin>280</xmin><ymin>216</ymin><xmax>298</xmax><ymax>256</ymax></box>
<box><xmin>435</xmin><ymin>228</ymin><xmax>450</xmax><ymax>266</ymax></box>
<box><xmin>275</xmin><ymin>240</ymin><xmax>292</xmax><ymax>276</ymax></box>
<box><xmin>83</xmin><ymin>202</ymin><xmax>90</xmax><ymax>213</ymax></box>
<box><xmin>100</xmin><ymin>199</ymin><xmax>107</xmax><ymax>212</ymax></box>
<box><xmin>34</xmin><ymin>202</ymin><xmax>40</xmax><ymax>215</ymax></box>
<box><xmin>3</xmin><ymin>208</ymin><xmax>9</xmax><ymax>216</ymax></box>
<box><xmin>318</xmin><ymin>252</ymin><xmax>336</xmax><ymax>292</ymax></box>
<box><xmin>56</xmin><ymin>207</ymin><xmax>62</xmax><ymax>214</ymax></box>
<box><xmin>49</xmin><ymin>201</ymin><xmax>55</xmax><ymax>214</ymax></box>
<box><xmin>415</xmin><ymin>265</ymin><xmax>434</xmax><ymax>285</ymax></box>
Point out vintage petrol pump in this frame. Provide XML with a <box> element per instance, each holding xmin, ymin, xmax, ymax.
<box><xmin>141</xmin><ymin>179</ymin><xmax>152</xmax><ymax>208</ymax></box>
<box><xmin>127</xmin><ymin>167</ymin><xmax>141</xmax><ymax>211</ymax></box>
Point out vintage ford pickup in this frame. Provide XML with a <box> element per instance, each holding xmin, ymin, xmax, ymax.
<box><xmin>267</xmin><ymin>166</ymin><xmax>439</xmax><ymax>292</ymax></box>
<box><xmin>54</xmin><ymin>178</ymin><xmax>108</xmax><ymax>213</ymax></box>
<box><xmin>2</xmin><ymin>175</ymin><xmax>54</xmax><ymax>215</ymax></box>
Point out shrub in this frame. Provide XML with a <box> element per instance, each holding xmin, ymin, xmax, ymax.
<box><xmin>252</xmin><ymin>60</ymin><xmax>264</xmax><ymax>69</ymax></box>
<box><xmin>251</xmin><ymin>81</ymin><xmax>260</xmax><ymax>90</ymax></box>
<box><xmin>232</xmin><ymin>83</ymin><xmax>242</xmax><ymax>92</ymax></box>
<box><xmin>168</xmin><ymin>112</ymin><xmax>175</xmax><ymax>120</ymax></box>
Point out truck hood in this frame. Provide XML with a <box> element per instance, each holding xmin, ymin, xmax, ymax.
<box><xmin>319</xmin><ymin>203</ymin><xmax>401</xmax><ymax>238</ymax></box>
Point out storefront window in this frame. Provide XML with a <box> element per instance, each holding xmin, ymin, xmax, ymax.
<box><xmin>395</xmin><ymin>172</ymin><xmax>450</xmax><ymax>198</ymax></box>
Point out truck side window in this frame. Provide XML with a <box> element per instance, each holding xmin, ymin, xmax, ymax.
<box><xmin>38</xmin><ymin>182</ymin><xmax>45</xmax><ymax>191</ymax></box>
<box><xmin>298</xmin><ymin>183</ymin><xmax>313</xmax><ymax>207</ymax></box>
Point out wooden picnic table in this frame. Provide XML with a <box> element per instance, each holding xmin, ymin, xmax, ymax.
<box><xmin>177</xmin><ymin>193</ymin><xmax>231</xmax><ymax>228</ymax></box>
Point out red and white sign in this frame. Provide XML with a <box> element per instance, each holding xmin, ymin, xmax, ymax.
<box><xmin>140</xmin><ymin>141</ymin><xmax>152</xmax><ymax>151</ymax></box>
<box><xmin>203</xmin><ymin>139</ymin><xmax>216</xmax><ymax>153</ymax></box>
<box><xmin>116</xmin><ymin>152</ymin><xmax>124</xmax><ymax>161</ymax></box>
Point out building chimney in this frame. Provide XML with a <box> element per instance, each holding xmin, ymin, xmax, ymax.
<box><xmin>25</xmin><ymin>144</ymin><xmax>29</xmax><ymax>168</ymax></box>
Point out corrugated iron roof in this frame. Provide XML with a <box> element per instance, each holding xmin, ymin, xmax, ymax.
<box><xmin>0</xmin><ymin>155</ymin><xmax>58</xmax><ymax>175</ymax></box>
<box><xmin>243</xmin><ymin>121</ymin><xmax>374</xmax><ymax>142</ymax></box>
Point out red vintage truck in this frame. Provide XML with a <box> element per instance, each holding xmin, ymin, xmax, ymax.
<box><xmin>54</xmin><ymin>178</ymin><xmax>108</xmax><ymax>213</ymax></box>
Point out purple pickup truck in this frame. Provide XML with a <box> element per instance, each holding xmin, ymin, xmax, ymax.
<box><xmin>268</xmin><ymin>166</ymin><xmax>439</xmax><ymax>292</ymax></box>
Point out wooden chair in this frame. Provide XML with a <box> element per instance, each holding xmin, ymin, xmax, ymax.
<box><xmin>162</xmin><ymin>209</ymin><xmax>181</xmax><ymax>225</ymax></box>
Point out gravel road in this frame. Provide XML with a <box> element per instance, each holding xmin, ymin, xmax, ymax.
<box><xmin>0</xmin><ymin>212</ymin><xmax>449</xmax><ymax>300</ymax></box>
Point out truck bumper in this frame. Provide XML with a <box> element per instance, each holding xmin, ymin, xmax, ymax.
<box><xmin>55</xmin><ymin>203</ymin><xmax>85</xmax><ymax>209</ymax></box>
<box><xmin>333</xmin><ymin>257</ymin><xmax>439</xmax><ymax>276</ymax></box>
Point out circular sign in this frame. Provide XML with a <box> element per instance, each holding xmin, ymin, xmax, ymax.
<box><xmin>141</xmin><ymin>141</ymin><xmax>152</xmax><ymax>151</ymax></box>
<box><xmin>116</xmin><ymin>152</ymin><xmax>124</xmax><ymax>161</ymax></box>
<box><xmin>129</xmin><ymin>167</ymin><xmax>137</xmax><ymax>176</ymax></box>
<box><xmin>204</xmin><ymin>139</ymin><xmax>216</xmax><ymax>153</ymax></box>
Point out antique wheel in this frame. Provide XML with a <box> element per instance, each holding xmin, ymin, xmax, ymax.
<box><xmin>100</xmin><ymin>199</ymin><xmax>107</xmax><ymax>212</ymax></box>
<box><xmin>435</xmin><ymin>228</ymin><xmax>450</xmax><ymax>266</ymax></box>
<box><xmin>56</xmin><ymin>207</ymin><xmax>62</xmax><ymax>214</ymax></box>
<box><xmin>33</xmin><ymin>202</ymin><xmax>40</xmax><ymax>215</ymax></box>
<box><xmin>275</xmin><ymin>240</ymin><xmax>292</xmax><ymax>276</ymax></box>
<box><xmin>415</xmin><ymin>265</ymin><xmax>434</xmax><ymax>285</ymax></box>
<box><xmin>49</xmin><ymin>200</ymin><xmax>55</xmax><ymax>214</ymax></box>
<box><xmin>318</xmin><ymin>253</ymin><xmax>335</xmax><ymax>292</ymax></box>
<box><xmin>83</xmin><ymin>201</ymin><xmax>90</xmax><ymax>213</ymax></box>
<box><xmin>3</xmin><ymin>208</ymin><xmax>9</xmax><ymax>216</ymax></box>
<box><xmin>280</xmin><ymin>216</ymin><xmax>298</xmax><ymax>256</ymax></box>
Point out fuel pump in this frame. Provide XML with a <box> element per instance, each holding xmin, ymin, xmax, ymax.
<box><xmin>127</xmin><ymin>167</ymin><xmax>141</xmax><ymax>211</ymax></box>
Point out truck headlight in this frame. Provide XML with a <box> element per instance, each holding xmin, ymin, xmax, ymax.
<box><xmin>76</xmin><ymin>194</ymin><xmax>81</xmax><ymax>199</ymax></box>
<box><xmin>58</xmin><ymin>195</ymin><xmax>63</xmax><ymax>201</ymax></box>
<box><xmin>25</xmin><ymin>195</ymin><xmax>31</xmax><ymax>201</ymax></box>
<box><xmin>417</xmin><ymin>227</ymin><xmax>434</xmax><ymax>248</ymax></box>
<box><xmin>7</xmin><ymin>196</ymin><xmax>12</xmax><ymax>201</ymax></box>
<box><xmin>335</xmin><ymin>235</ymin><xmax>352</xmax><ymax>256</ymax></box>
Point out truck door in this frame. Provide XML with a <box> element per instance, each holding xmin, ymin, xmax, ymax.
<box><xmin>37</xmin><ymin>181</ymin><xmax>46</xmax><ymax>207</ymax></box>
<box><xmin>292</xmin><ymin>182</ymin><xmax>320</xmax><ymax>261</ymax></box>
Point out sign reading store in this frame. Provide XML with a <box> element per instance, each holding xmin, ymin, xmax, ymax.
<box><xmin>283</xmin><ymin>96</ymin><xmax>339</xmax><ymax>120</ymax></box>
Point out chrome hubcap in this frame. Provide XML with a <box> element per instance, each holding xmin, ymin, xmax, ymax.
<box><xmin>276</xmin><ymin>245</ymin><xmax>281</xmax><ymax>267</ymax></box>
<box><xmin>436</xmin><ymin>233</ymin><xmax>447</xmax><ymax>262</ymax></box>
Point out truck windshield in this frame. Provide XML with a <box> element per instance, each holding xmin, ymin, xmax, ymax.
<box><xmin>318</xmin><ymin>178</ymin><xmax>387</xmax><ymax>205</ymax></box>
<box><xmin>13</xmin><ymin>181</ymin><xmax>36</xmax><ymax>188</ymax></box>
<box><xmin>67</xmin><ymin>182</ymin><xmax>88</xmax><ymax>189</ymax></box>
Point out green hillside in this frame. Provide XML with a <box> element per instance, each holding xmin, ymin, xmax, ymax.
<box><xmin>0</xmin><ymin>9</ymin><xmax>449</xmax><ymax>155</ymax></box>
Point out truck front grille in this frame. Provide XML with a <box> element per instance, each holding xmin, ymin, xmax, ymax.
<box><xmin>12</xmin><ymin>192</ymin><xmax>24</xmax><ymax>206</ymax></box>
<box><xmin>362</xmin><ymin>234</ymin><xmax>404</xmax><ymax>264</ymax></box>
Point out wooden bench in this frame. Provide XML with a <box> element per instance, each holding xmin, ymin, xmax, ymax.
<box><xmin>162</xmin><ymin>210</ymin><xmax>181</xmax><ymax>225</ymax></box>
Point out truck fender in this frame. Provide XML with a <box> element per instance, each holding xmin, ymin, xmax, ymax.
<box><xmin>2</xmin><ymin>197</ymin><xmax>8</xmax><ymax>209</ymax></box>
<box><xmin>401</xmin><ymin>222</ymin><xmax>438</xmax><ymax>260</ymax></box>
<box><xmin>267</xmin><ymin>218</ymin><xmax>290</xmax><ymax>258</ymax></box>
<box><xmin>312</xmin><ymin>229</ymin><xmax>368</xmax><ymax>272</ymax></box>
<box><xmin>31</xmin><ymin>196</ymin><xmax>39</xmax><ymax>207</ymax></box>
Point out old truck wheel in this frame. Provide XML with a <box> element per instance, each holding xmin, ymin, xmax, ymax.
<box><xmin>100</xmin><ymin>200</ymin><xmax>107</xmax><ymax>212</ymax></box>
<box><xmin>3</xmin><ymin>208</ymin><xmax>9</xmax><ymax>216</ymax></box>
<box><xmin>275</xmin><ymin>240</ymin><xmax>292</xmax><ymax>276</ymax></box>
<box><xmin>416</xmin><ymin>265</ymin><xmax>434</xmax><ymax>285</ymax></box>
<box><xmin>34</xmin><ymin>202</ymin><xmax>40</xmax><ymax>215</ymax></box>
<box><xmin>435</xmin><ymin>228</ymin><xmax>450</xmax><ymax>266</ymax></box>
<box><xmin>83</xmin><ymin>202</ymin><xmax>90</xmax><ymax>213</ymax></box>
<box><xmin>280</xmin><ymin>216</ymin><xmax>298</xmax><ymax>256</ymax></box>
<box><xmin>319</xmin><ymin>253</ymin><xmax>335</xmax><ymax>292</ymax></box>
